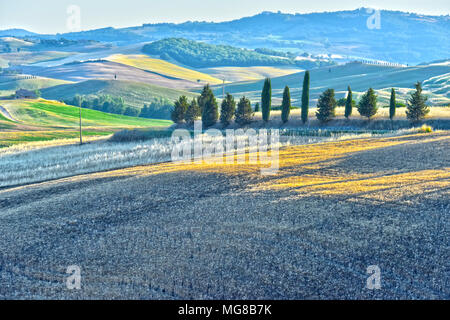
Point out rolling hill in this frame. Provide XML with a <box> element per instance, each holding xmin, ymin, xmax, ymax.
<box><xmin>0</xmin><ymin>76</ymin><xmax>71</xmax><ymax>96</ymax></box>
<box><xmin>20</xmin><ymin>60</ymin><xmax>197</xmax><ymax>89</ymax></box>
<box><xmin>142</xmin><ymin>38</ymin><xmax>294</xmax><ymax>68</ymax></box>
<box><xmin>40</xmin><ymin>79</ymin><xmax>197</xmax><ymax>114</ymax></box>
<box><xmin>6</xmin><ymin>9</ymin><xmax>449</xmax><ymax>65</ymax></box>
<box><xmin>212</xmin><ymin>62</ymin><xmax>450</xmax><ymax>106</ymax></box>
<box><xmin>0</xmin><ymin>99</ymin><xmax>171</xmax><ymax>146</ymax></box>
<box><xmin>106</xmin><ymin>54</ymin><xmax>223</xmax><ymax>84</ymax></box>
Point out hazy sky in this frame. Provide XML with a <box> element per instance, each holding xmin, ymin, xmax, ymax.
<box><xmin>1</xmin><ymin>0</ymin><xmax>449</xmax><ymax>34</ymax></box>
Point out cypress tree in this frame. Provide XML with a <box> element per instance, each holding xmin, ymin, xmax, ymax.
<box><xmin>261</xmin><ymin>78</ymin><xmax>271</xmax><ymax>122</ymax></box>
<box><xmin>281</xmin><ymin>86</ymin><xmax>291</xmax><ymax>123</ymax></box>
<box><xmin>344</xmin><ymin>86</ymin><xmax>353</xmax><ymax>119</ymax></box>
<box><xmin>185</xmin><ymin>98</ymin><xmax>201</xmax><ymax>124</ymax></box>
<box><xmin>199</xmin><ymin>84</ymin><xmax>218</xmax><ymax>127</ymax></box>
<box><xmin>389</xmin><ymin>88</ymin><xmax>396</xmax><ymax>120</ymax></box>
<box><xmin>316</xmin><ymin>89</ymin><xmax>336</xmax><ymax>122</ymax></box>
<box><xmin>301</xmin><ymin>71</ymin><xmax>310</xmax><ymax>123</ymax></box>
<box><xmin>220</xmin><ymin>93</ymin><xmax>236</xmax><ymax>126</ymax></box>
<box><xmin>171</xmin><ymin>95</ymin><xmax>188</xmax><ymax>123</ymax></box>
<box><xmin>357</xmin><ymin>88</ymin><xmax>378</xmax><ymax>120</ymax></box>
<box><xmin>406</xmin><ymin>82</ymin><xmax>430</xmax><ymax>122</ymax></box>
<box><xmin>254</xmin><ymin>102</ymin><xmax>260</xmax><ymax>112</ymax></box>
<box><xmin>235</xmin><ymin>96</ymin><xmax>253</xmax><ymax>126</ymax></box>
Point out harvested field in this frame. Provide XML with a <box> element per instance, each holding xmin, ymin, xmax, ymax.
<box><xmin>0</xmin><ymin>132</ymin><xmax>448</xmax><ymax>299</ymax></box>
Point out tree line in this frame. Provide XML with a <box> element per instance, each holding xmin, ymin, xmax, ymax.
<box><xmin>65</xmin><ymin>95</ymin><xmax>173</xmax><ymax>119</ymax></box>
<box><xmin>172</xmin><ymin>72</ymin><xmax>431</xmax><ymax>126</ymax></box>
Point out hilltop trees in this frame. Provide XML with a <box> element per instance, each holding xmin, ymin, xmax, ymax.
<box><xmin>389</xmin><ymin>88</ymin><xmax>396</xmax><ymax>120</ymax></box>
<box><xmin>281</xmin><ymin>86</ymin><xmax>291</xmax><ymax>123</ymax></box>
<box><xmin>199</xmin><ymin>84</ymin><xmax>219</xmax><ymax>127</ymax></box>
<box><xmin>171</xmin><ymin>95</ymin><xmax>189</xmax><ymax>123</ymax></box>
<box><xmin>185</xmin><ymin>98</ymin><xmax>201</xmax><ymax>124</ymax></box>
<box><xmin>345</xmin><ymin>86</ymin><xmax>353</xmax><ymax>119</ymax></box>
<box><xmin>235</xmin><ymin>96</ymin><xmax>253</xmax><ymax>125</ymax></box>
<box><xmin>220</xmin><ymin>93</ymin><xmax>236</xmax><ymax>126</ymax></box>
<box><xmin>316</xmin><ymin>89</ymin><xmax>336</xmax><ymax>122</ymax></box>
<box><xmin>261</xmin><ymin>78</ymin><xmax>271</xmax><ymax>122</ymax></box>
<box><xmin>358</xmin><ymin>88</ymin><xmax>378</xmax><ymax>120</ymax></box>
<box><xmin>406</xmin><ymin>82</ymin><xmax>430</xmax><ymax>122</ymax></box>
<box><xmin>301</xmin><ymin>71</ymin><xmax>310</xmax><ymax>123</ymax></box>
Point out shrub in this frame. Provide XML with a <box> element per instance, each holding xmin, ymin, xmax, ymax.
<box><xmin>418</xmin><ymin>124</ymin><xmax>433</xmax><ymax>133</ymax></box>
<box><xmin>357</xmin><ymin>88</ymin><xmax>378</xmax><ymax>120</ymax></box>
<box><xmin>235</xmin><ymin>96</ymin><xmax>253</xmax><ymax>126</ymax></box>
<box><xmin>316</xmin><ymin>89</ymin><xmax>336</xmax><ymax>123</ymax></box>
<box><xmin>220</xmin><ymin>93</ymin><xmax>236</xmax><ymax>126</ymax></box>
<box><xmin>406</xmin><ymin>82</ymin><xmax>430</xmax><ymax>122</ymax></box>
<box><xmin>171</xmin><ymin>96</ymin><xmax>188</xmax><ymax>123</ymax></box>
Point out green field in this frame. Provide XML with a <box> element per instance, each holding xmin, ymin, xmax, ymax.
<box><xmin>41</xmin><ymin>79</ymin><xmax>197</xmax><ymax>110</ymax></box>
<box><xmin>212</xmin><ymin>62</ymin><xmax>450</xmax><ymax>106</ymax></box>
<box><xmin>0</xmin><ymin>99</ymin><xmax>172</xmax><ymax>146</ymax></box>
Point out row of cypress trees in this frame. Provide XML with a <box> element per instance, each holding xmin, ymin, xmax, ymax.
<box><xmin>171</xmin><ymin>84</ymin><xmax>254</xmax><ymax>127</ymax></box>
<box><xmin>172</xmin><ymin>76</ymin><xmax>430</xmax><ymax>126</ymax></box>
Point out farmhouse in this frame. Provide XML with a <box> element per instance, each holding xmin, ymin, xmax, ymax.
<box><xmin>15</xmin><ymin>89</ymin><xmax>37</xmax><ymax>99</ymax></box>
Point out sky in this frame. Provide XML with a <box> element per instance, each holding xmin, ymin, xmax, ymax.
<box><xmin>1</xmin><ymin>0</ymin><xmax>449</xmax><ymax>34</ymax></box>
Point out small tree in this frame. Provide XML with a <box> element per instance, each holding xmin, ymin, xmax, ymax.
<box><xmin>344</xmin><ymin>86</ymin><xmax>353</xmax><ymax>119</ymax></box>
<box><xmin>254</xmin><ymin>102</ymin><xmax>260</xmax><ymax>112</ymax></box>
<box><xmin>301</xmin><ymin>71</ymin><xmax>310</xmax><ymax>123</ymax></box>
<box><xmin>199</xmin><ymin>84</ymin><xmax>218</xmax><ymax>127</ymax></box>
<box><xmin>357</xmin><ymin>88</ymin><xmax>378</xmax><ymax>120</ymax></box>
<box><xmin>316</xmin><ymin>89</ymin><xmax>336</xmax><ymax>123</ymax></box>
<box><xmin>235</xmin><ymin>96</ymin><xmax>253</xmax><ymax>126</ymax></box>
<box><xmin>406</xmin><ymin>82</ymin><xmax>430</xmax><ymax>122</ymax></box>
<box><xmin>281</xmin><ymin>86</ymin><xmax>291</xmax><ymax>123</ymax></box>
<box><xmin>220</xmin><ymin>93</ymin><xmax>236</xmax><ymax>126</ymax></box>
<box><xmin>389</xmin><ymin>88</ymin><xmax>396</xmax><ymax>120</ymax></box>
<box><xmin>261</xmin><ymin>78</ymin><xmax>271</xmax><ymax>122</ymax></box>
<box><xmin>171</xmin><ymin>95</ymin><xmax>188</xmax><ymax>123</ymax></box>
<box><xmin>185</xmin><ymin>98</ymin><xmax>201</xmax><ymax>124</ymax></box>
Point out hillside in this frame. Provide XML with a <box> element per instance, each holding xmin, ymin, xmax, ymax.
<box><xmin>41</xmin><ymin>79</ymin><xmax>197</xmax><ymax>107</ymax></box>
<box><xmin>20</xmin><ymin>60</ymin><xmax>197</xmax><ymax>89</ymax></box>
<box><xmin>0</xmin><ymin>99</ymin><xmax>171</xmax><ymax>146</ymax></box>
<box><xmin>213</xmin><ymin>62</ymin><xmax>450</xmax><ymax>106</ymax></box>
<box><xmin>8</xmin><ymin>9</ymin><xmax>449</xmax><ymax>65</ymax></box>
<box><xmin>106</xmin><ymin>54</ymin><xmax>222</xmax><ymax>84</ymax></box>
<box><xmin>142</xmin><ymin>38</ymin><xmax>294</xmax><ymax>68</ymax></box>
<box><xmin>0</xmin><ymin>76</ymin><xmax>71</xmax><ymax>96</ymax></box>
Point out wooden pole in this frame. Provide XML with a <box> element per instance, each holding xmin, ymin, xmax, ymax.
<box><xmin>79</xmin><ymin>101</ymin><xmax>82</xmax><ymax>145</ymax></box>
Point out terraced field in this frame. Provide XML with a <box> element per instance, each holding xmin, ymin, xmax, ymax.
<box><xmin>0</xmin><ymin>132</ymin><xmax>448</xmax><ymax>299</ymax></box>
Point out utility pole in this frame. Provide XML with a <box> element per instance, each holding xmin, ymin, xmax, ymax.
<box><xmin>78</xmin><ymin>98</ymin><xmax>82</xmax><ymax>145</ymax></box>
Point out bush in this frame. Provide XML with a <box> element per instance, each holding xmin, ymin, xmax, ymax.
<box><xmin>418</xmin><ymin>124</ymin><xmax>433</xmax><ymax>133</ymax></box>
<box><xmin>235</xmin><ymin>96</ymin><xmax>253</xmax><ymax>126</ymax></box>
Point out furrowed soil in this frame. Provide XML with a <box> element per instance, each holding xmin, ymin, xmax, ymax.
<box><xmin>0</xmin><ymin>132</ymin><xmax>448</xmax><ymax>299</ymax></box>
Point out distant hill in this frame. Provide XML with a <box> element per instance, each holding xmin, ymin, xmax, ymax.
<box><xmin>6</xmin><ymin>9</ymin><xmax>448</xmax><ymax>65</ymax></box>
<box><xmin>142</xmin><ymin>38</ymin><xmax>294</xmax><ymax>68</ymax></box>
<box><xmin>212</xmin><ymin>62</ymin><xmax>450</xmax><ymax>106</ymax></box>
<box><xmin>40</xmin><ymin>79</ymin><xmax>197</xmax><ymax>119</ymax></box>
